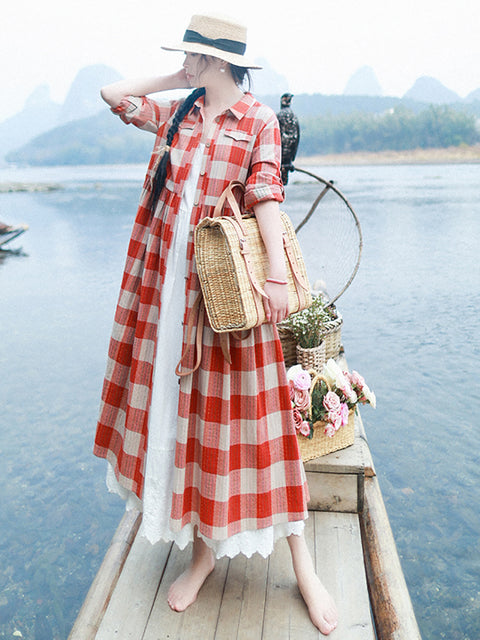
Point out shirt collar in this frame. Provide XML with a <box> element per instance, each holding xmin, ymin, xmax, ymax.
<box><xmin>228</xmin><ymin>92</ymin><xmax>256</xmax><ymax>120</ymax></box>
<box><xmin>192</xmin><ymin>91</ymin><xmax>256</xmax><ymax>121</ymax></box>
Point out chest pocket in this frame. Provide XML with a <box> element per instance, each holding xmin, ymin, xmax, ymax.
<box><xmin>219</xmin><ymin>129</ymin><xmax>254</xmax><ymax>167</ymax></box>
<box><xmin>223</xmin><ymin>130</ymin><xmax>252</xmax><ymax>143</ymax></box>
<box><xmin>175</xmin><ymin>124</ymin><xmax>197</xmax><ymax>149</ymax></box>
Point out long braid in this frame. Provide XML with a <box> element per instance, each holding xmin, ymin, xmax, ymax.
<box><xmin>148</xmin><ymin>87</ymin><xmax>206</xmax><ymax>210</ymax></box>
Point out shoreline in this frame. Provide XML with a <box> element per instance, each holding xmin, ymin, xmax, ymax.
<box><xmin>0</xmin><ymin>182</ymin><xmax>62</xmax><ymax>193</ymax></box>
<box><xmin>298</xmin><ymin>145</ymin><xmax>480</xmax><ymax>166</ymax></box>
<box><xmin>0</xmin><ymin>146</ymin><xmax>479</xmax><ymax>192</ymax></box>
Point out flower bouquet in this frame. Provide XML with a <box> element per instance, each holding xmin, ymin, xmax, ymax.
<box><xmin>280</xmin><ymin>294</ymin><xmax>342</xmax><ymax>369</ymax></box>
<box><xmin>288</xmin><ymin>358</ymin><xmax>376</xmax><ymax>461</ymax></box>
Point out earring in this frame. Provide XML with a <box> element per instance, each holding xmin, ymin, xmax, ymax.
<box><xmin>220</xmin><ymin>67</ymin><xmax>225</xmax><ymax>73</ymax></box>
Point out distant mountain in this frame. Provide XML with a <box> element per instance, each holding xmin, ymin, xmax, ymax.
<box><xmin>0</xmin><ymin>64</ymin><xmax>122</xmax><ymax>162</ymax></box>
<box><xmin>343</xmin><ymin>66</ymin><xmax>383</xmax><ymax>97</ymax></box>
<box><xmin>0</xmin><ymin>85</ymin><xmax>61</xmax><ymax>159</ymax></box>
<box><xmin>259</xmin><ymin>93</ymin><xmax>423</xmax><ymax>117</ymax></box>
<box><xmin>403</xmin><ymin>76</ymin><xmax>460</xmax><ymax>104</ymax></box>
<box><xmin>6</xmin><ymin>110</ymin><xmax>153</xmax><ymax>166</ymax></box>
<box><xmin>59</xmin><ymin>64</ymin><xmax>123</xmax><ymax>124</ymax></box>
<box><xmin>466</xmin><ymin>88</ymin><xmax>480</xmax><ymax>102</ymax></box>
<box><xmin>253</xmin><ymin>58</ymin><xmax>289</xmax><ymax>97</ymax></box>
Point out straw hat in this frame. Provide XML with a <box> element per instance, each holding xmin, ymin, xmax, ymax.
<box><xmin>162</xmin><ymin>14</ymin><xmax>262</xmax><ymax>69</ymax></box>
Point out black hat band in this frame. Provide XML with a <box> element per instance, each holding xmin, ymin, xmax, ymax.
<box><xmin>183</xmin><ymin>29</ymin><xmax>246</xmax><ymax>55</ymax></box>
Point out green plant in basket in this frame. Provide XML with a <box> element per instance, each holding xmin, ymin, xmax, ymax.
<box><xmin>283</xmin><ymin>294</ymin><xmax>337</xmax><ymax>348</ymax></box>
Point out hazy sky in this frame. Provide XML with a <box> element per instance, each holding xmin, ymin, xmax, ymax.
<box><xmin>1</xmin><ymin>0</ymin><xmax>478</xmax><ymax>122</ymax></box>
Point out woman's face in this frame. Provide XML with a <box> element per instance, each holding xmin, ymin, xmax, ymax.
<box><xmin>183</xmin><ymin>52</ymin><xmax>222</xmax><ymax>88</ymax></box>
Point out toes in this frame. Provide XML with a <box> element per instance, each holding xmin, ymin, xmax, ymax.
<box><xmin>322</xmin><ymin>622</ymin><xmax>337</xmax><ymax>635</ymax></box>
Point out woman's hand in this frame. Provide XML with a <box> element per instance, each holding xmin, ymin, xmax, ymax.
<box><xmin>263</xmin><ymin>280</ymin><xmax>289</xmax><ymax>324</ymax></box>
<box><xmin>170</xmin><ymin>68</ymin><xmax>191</xmax><ymax>89</ymax></box>
<box><xmin>253</xmin><ymin>199</ymin><xmax>289</xmax><ymax>324</ymax></box>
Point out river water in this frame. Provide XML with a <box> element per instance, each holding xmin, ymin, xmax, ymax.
<box><xmin>0</xmin><ymin>162</ymin><xmax>479</xmax><ymax>639</ymax></box>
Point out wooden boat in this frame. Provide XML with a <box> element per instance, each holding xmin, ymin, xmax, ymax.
<box><xmin>69</xmin><ymin>356</ymin><xmax>421</xmax><ymax>639</ymax></box>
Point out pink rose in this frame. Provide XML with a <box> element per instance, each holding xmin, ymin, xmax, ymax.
<box><xmin>323</xmin><ymin>391</ymin><xmax>341</xmax><ymax>413</ymax></box>
<box><xmin>299</xmin><ymin>421</ymin><xmax>311</xmax><ymax>437</ymax></box>
<box><xmin>293</xmin><ymin>387</ymin><xmax>310</xmax><ymax>413</ymax></box>
<box><xmin>340</xmin><ymin>403</ymin><xmax>349</xmax><ymax>426</ymax></box>
<box><xmin>324</xmin><ymin>423</ymin><xmax>336</xmax><ymax>437</ymax></box>
<box><xmin>340</xmin><ymin>379</ymin><xmax>355</xmax><ymax>401</ymax></box>
<box><xmin>328</xmin><ymin>409</ymin><xmax>343</xmax><ymax>431</ymax></box>
<box><xmin>293</xmin><ymin>369</ymin><xmax>312</xmax><ymax>391</ymax></box>
<box><xmin>292</xmin><ymin>408</ymin><xmax>303</xmax><ymax>430</ymax></box>
<box><xmin>350</xmin><ymin>370</ymin><xmax>365</xmax><ymax>389</ymax></box>
<box><xmin>288</xmin><ymin>380</ymin><xmax>295</xmax><ymax>401</ymax></box>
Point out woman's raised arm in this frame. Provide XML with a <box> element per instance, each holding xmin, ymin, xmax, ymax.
<box><xmin>254</xmin><ymin>199</ymin><xmax>289</xmax><ymax>325</ymax></box>
<box><xmin>100</xmin><ymin>70</ymin><xmax>190</xmax><ymax>109</ymax></box>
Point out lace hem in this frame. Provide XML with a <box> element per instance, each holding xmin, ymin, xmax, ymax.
<box><xmin>106</xmin><ymin>463</ymin><xmax>305</xmax><ymax>559</ymax></box>
<box><xmin>142</xmin><ymin>518</ymin><xmax>305</xmax><ymax>559</ymax></box>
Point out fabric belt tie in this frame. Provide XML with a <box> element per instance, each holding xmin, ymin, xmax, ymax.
<box><xmin>175</xmin><ymin>294</ymin><xmax>248</xmax><ymax>377</ymax></box>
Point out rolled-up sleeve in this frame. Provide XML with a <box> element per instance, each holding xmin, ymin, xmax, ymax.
<box><xmin>111</xmin><ymin>96</ymin><xmax>179</xmax><ymax>135</ymax></box>
<box><xmin>244</xmin><ymin>112</ymin><xmax>284</xmax><ymax>209</ymax></box>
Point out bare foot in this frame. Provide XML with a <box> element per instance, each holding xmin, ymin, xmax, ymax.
<box><xmin>167</xmin><ymin>534</ymin><xmax>215</xmax><ymax>612</ymax></box>
<box><xmin>296</xmin><ymin>565</ymin><xmax>338</xmax><ymax>634</ymax></box>
<box><xmin>288</xmin><ymin>533</ymin><xmax>338</xmax><ymax>635</ymax></box>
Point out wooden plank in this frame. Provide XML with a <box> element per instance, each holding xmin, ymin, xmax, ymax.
<box><xmin>142</xmin><ymin>542</ymin><xmax>229</xmax><ymax>640</ymax></box>
<box><xmin>72</xmin><ymin>511</ymin><xmax>380</xmax><ymax>640</ymax></box>
<box><xmin>306</xmin><ymin>471</ymin><xmax>359</xmax><ymax>513</ymax></box>
<box><xmin>95</xmin><ymin>533</ymin><xmax>172</xmax><ymax>639</ymax></box>
<box><xmin>305</xmin><ymin>412</ymin><xmax>375</xmax><ymax>477</ymax></box>
<box><xmin>314</xmin><ymin>512</ymin><xmax>375</xmax><ymax>639</ymax></box>
<box><xmin>68</xmin><ymin>509</ymin><xmax>141</xmax><ymax>640</ymax></box>
<box><xmin>262</xmin><ymin>533</ymin><xmax>320</xmax><ymax>640</ymax></box>
<box><xmin>141</xmin><ymin>541</ymin><xmax>193</xmax><ymax>640</ymax></box>
<box><xmin>173</xmin><ymin>554</ymin><xmax>229</xmax><ymax>638</ymax></box>
<box><xmin>355</xmin><ymin>410</ymin><xmax>376</xmax><ymax>477</ymax></box>
<box><xmin>361</xmin><ymin>476</ymin><xmax>421</xmax><ymax>640</ymax></box>
<box><xmin>214</xmin><ymin>552</ymin><xmax>268</xmax><ymax>639</ymax></box>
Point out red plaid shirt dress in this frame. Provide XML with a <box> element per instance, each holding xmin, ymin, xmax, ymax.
<box><xmin>93</xmin><ymin>91</ymin><xmax>309</xmax><ymax>543</ymax></box>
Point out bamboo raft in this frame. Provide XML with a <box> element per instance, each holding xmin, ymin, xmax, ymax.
<box><xmin>69</xmin><ymin>403</ymin><xmax>421</xmax><ymax>640</ymax></box>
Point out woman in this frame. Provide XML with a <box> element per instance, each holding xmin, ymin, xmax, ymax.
<box><xmin>94</xmin><ymin>13</ymin><xmax>337</xmax><ymax>634</ymax></box>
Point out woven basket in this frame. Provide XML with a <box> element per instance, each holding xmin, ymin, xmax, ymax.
<box><xmin>297</xmin><ymin>411</ymin><xmax>355</xmax><ymax>461</ymax></box>
<box><xmin>320</xmin><ymin>315</ymin><xmax>343</xmax><ymax>361</ymax></box>
<box><xmin>277</xmin><ymin>324</ymin><xmax>297</xmax><ymax>367</ymax></box>
<box><xmin>195</xmin><ymin>181</ymin><xmax>312</xmax><ymax>332</ymax></box>
<box><xmin>277</xmin><ymin>312</ymin><xmax>343</xmax><ymax>369</ymax></box>
<box><xmin>296</xmin><ymin>372</ymin><xmax>355</xmax><ymax>461</ymax></box>
<box><xmin>296</xmin><ymin>343</ymin><xmax>326</xmax><ymax>370</ymax></box>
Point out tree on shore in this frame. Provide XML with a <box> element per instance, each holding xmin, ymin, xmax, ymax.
<box><xmin>299</xmin><ymin>105</ymin><xmax>479</xmax><ymax>155</ymax></box>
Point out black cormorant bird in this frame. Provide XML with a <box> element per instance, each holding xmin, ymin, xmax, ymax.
<box><xmin>276</xmin><ymin>93</ymin><xmax>300</xmax><ymax>184</ymax></box>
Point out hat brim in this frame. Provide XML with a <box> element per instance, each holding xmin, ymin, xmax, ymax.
<box><xmin>161</xmin><ymin>41</ymin><xmax>262</xmax><ymax>69</ymax></box>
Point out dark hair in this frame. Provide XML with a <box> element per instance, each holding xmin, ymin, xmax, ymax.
<box><xmin>148</xmin><ymin>87</ymin><xmax>205</xmax><ymax>210</ymax></box>
<box><xmin>230</xmin><ymin>64</ymin><xmax>252</xmax><ymax>90</ymax></box>
<box><xmin>196</xmin><ymin>54</ymin><xmax>252</xmax><ymax>90</ymax></box>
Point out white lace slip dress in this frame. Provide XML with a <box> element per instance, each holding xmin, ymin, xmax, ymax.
<box><xmin>107</xmin><ymin>143</ymin><xmax>304</xmax><ymax>558</ymax></box>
